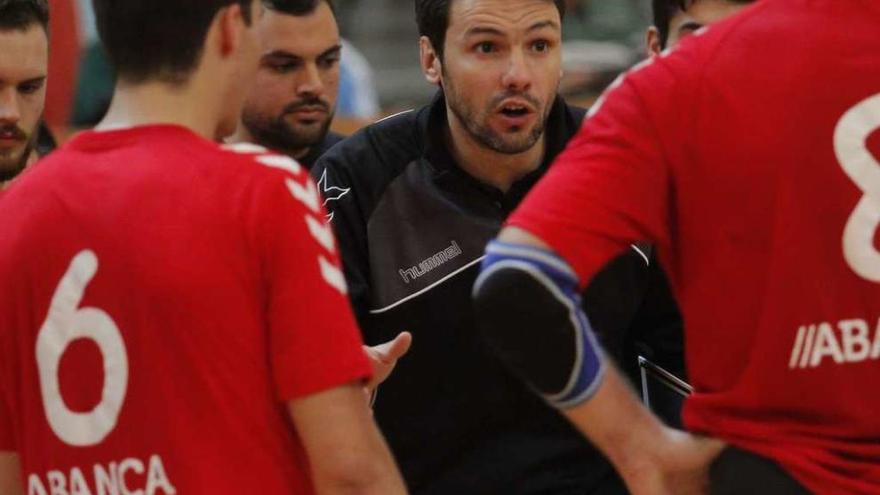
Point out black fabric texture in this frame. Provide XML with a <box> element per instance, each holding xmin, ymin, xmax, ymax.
<box><xmin>710</xmin><ymin>447</ymin><xmax>811</xmax><ymax>495</ymax></box>
<box><xmin>473</xmin><ymin>263</ymin><xmax>580</xmax><ymax>396</ymax></box>
<box><xmin>299</xmin><ymin>130</ymin><xmax>345</xmax><ymax>170</ymax></box>
<box><xmin>36</xmin><ymin>121</ymin><xmax>56</xmax><ymax>158</ymax></box>
<box><xmin>312</xmin><ymin>91</ymin><xmax>684</xmax><ymax>494</ymax></box>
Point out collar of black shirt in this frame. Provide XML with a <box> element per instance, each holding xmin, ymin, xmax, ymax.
<box><xmin>299</xmin><ymin>130</ymin><xmax>346</xmax><ymax>170</ymax></box>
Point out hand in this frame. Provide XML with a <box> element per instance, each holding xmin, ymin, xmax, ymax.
<box><xmin>364</xmin><ymin>332</ymin><xmax>412</xmax><ymax>393</ymax></box>
<box><xmin>624</xmin><ymin>428</ymin><xmax>726</xmax><ymax>495</ymax></box>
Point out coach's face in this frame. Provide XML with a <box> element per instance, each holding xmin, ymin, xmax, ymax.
<box><xmin>431</xmin><ymin>0</ymin><xmax>562</xmax><ymax>155</ymax></box>
<box><xmin>0</xmin><ymin>24</ymin><xmax>47</xmax><ymax>182</ymax></box>
<box><xmin>241</xmin><ymin>2</ymin><xmax>340</xmax><ymax>157</ymax></box>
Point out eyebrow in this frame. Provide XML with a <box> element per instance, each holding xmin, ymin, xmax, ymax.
<box><xmin>262</xmin><ymin>44</ymin><xmax>342</xmax><ymax>61</ymax></box>
<box><xmin>19</xmin><ymin>76</ymin><xmax>47</xmax><ymax>86</ymax></box>
<box><xmin>318</xmin><ymin>45</ymin><xmax>343</xmax><ymax>59</ymax></box>
<box><xmin>464</xmin><ymin>20</ymin><xmax>560</xmax><ymax>38</ymax></box>
<box><xmin>527</xmin><ymin>20</ymin><xmax>560</xmax><ymax>32</ymax></box>
<box><xmin>263</xmin><ymin>50</ymin><xmax>301</xmax><ymax>62</ymax></box>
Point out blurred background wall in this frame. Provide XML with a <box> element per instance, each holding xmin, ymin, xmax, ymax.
<box><xmin>50</xmin><ymin>0</ymin><xmax>654</xmax><ymax>137</ymax></box>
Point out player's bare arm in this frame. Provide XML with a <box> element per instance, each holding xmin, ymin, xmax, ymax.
<box><xmin>288</xmin><ymin>382</ymin><xmax>408</xmax><ymax>495</ymax></box>
<box><xmin>475</xmin><ymin>226</ymin><xmax>724</xmax><ymax>494</ymax></box>
<box><xmin>562</xmin><ymin>367</ymin><xmax>724</xmax><ymax>495</ymax></box>
<box><xmin>0</xmin><ymin>452</ymin><xmax>23</xmax><ymax>495</ymax></box>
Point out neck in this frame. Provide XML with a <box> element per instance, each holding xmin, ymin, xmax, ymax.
<box><xmin>227</xmin><ymin>125</ymin><xmax>310</xmax><ymax>160</ymax></box>
<box><xmin>97</xmin><ymin>77</ymin><xmax>223</xmax><ymax>141</ymax></box>
<box><xmin>446</xmin><ymin>109</ymin><xmax>546</xmax><ymax>194</ymax></box>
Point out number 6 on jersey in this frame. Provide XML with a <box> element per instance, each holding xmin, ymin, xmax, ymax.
<box><xmin>35</xmin><ymin>250</ymin><xmax>129</xmax><ymax>447</ymax></box>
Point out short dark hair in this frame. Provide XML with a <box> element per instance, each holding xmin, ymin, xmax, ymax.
<box><xmin>415</xmin><ymin>0</ymin><xmax>566</xmax><ymax>61</ymax></box>
<box><xmin>652</xmin><ymin>0</ymin><xmax>755</xmax><ymax>49</ymax></box>
<box><xmin>651</xmin><ymin>0</ymin><xmax>684</xmax><ymax>49</ymax></box>
<box><xmin>0</xmin><ymin>0</ymin><xmax>49</xmax><ymax>33</ymax></box>
<box><xmin>263</xmin><ymin>0</ymin><xmax>334</xmax><ymax>15</ymax></box>
<box><xmin>92</xmin><ymin>0</ymin><xmax>254</xmax><ymax>85</ymax></box>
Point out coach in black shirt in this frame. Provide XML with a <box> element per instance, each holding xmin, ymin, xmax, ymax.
<box><xmin>313</xmin><ymin>0</ymin><xmax>683</xmax><ymax>493</ymax></box>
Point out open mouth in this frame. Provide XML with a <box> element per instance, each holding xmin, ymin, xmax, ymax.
<box><xmin>500</xmin><ymin>104</ymin><xmax>530</xmax><ymax>117</ymax></box>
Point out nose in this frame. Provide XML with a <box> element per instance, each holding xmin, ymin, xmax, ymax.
<box><xmin>501</xmin><ymin>48</ymin><xmax>532</xmax><ymax>92</ymax></box>
<box><xmin>0</xmin><ymin>87</ymin><xmax>21</xmax><ymax>125</ymax></box>
<box><xmin>296</xmin><ymin>62</ymin><xmax>325</xmax><ymax>97</ymax></box>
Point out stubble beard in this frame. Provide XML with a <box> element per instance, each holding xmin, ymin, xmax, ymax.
<box><xmin>444</xmin><ymin>76</ymin><xmax>552</xmax><ymax>156</ymax></box>
<box><xmin>241</xmin><ymin>108</ymin><xmax>333</xmax><ymax>158</ymax></box>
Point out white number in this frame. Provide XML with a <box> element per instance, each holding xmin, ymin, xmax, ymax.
<box><xmin>834</xmin><ymin>94</ymin><xmax>880</xmax><ymax>282</ymax></box>
<box><xmin>35</xmin><ymin>250</ymin><xmax>129</xmax><ymax>447</ymax></box>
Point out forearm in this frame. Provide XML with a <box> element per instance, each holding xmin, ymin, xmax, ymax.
<box><xmin>310</xmin><ymin>430</ymin><xmax>407</xmax><ymax>495</ymax></box>
<box><xmin>0</xmin><ymin>451</ymin><xmax>22</xmax><ymax>495</ymax></box>
<box><xmin>290</xmin><ymin>384</ymin><xmax>408</xmax><ymax>495</ymax></box>
<box><xmin>561</xmin><ymin>365</ymin><xmax>669</xmax><ymax>487</ymax></box>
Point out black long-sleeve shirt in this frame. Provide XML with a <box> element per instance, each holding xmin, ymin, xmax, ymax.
<box><xmin>312</xmin><ymin>92</ymin><xmax>684</xmax><ymax>494</ymax></box>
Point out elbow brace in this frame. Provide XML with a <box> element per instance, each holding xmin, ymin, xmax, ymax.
<box><xmin>473</xmin><ymin>241</ymin><xmax>606</xmax><ymax>409</ymax></box>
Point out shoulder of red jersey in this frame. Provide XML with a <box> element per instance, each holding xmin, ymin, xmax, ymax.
<box><xmin>215</xmin><ymin>142</ymin><xmax>306</xmax><ymax>179</ymax></box>
<box><xmin>217</xmin><ymin>142</ymin><xmax>327</xmax><ymax>220</ymax></box>
<box><xmin>212</xmin><ymin>141</ymin><xmax>319</xmax><ymax>195</ymax></box>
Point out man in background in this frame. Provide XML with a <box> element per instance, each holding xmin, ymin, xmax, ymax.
<box><xmin>231</xmin><ymin>0</ymin><xmax>344</xmax><ymax>169</ymax></box>
<box><xmin>228</xmin><ymin>0</ymin><xmax>414</xmax><ymax>381</ymax></box>
<box><xmin>0</xmin><ymin>0</ymin><xmax>48</xmax><ymax>189</ymax></box>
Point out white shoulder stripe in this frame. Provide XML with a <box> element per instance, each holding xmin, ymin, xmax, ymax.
<box><xmin>221</xmin><ymin>142</ymin><xmax>269</xmax><ymax>154</ymax></box>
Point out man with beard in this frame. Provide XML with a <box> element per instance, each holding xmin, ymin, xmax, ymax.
<box><xmin>230</xmin><ymin>0</ymin><xmax>343</xmax><ymax>170</ymax></box>
<box><xmin>312</xmin><ymin>0</ymin><xmax>684</xmax><ymax>493</ymax></box>
<box><xmin>0</xmin><ymin>0</ymin><xmax>48</xmax><ymax>190</ymax></box>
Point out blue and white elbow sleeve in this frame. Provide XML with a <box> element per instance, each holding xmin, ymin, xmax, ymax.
<box><xmin>472</xmin><ymin>241</ymin><xmax>606</xmax><ymax>409</ymax></box>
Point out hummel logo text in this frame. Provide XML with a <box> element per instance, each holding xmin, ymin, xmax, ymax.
<box><xmin>399</xmin><ymin>241</ymin><xmax>463</xmax><ymax>284</ymax></box>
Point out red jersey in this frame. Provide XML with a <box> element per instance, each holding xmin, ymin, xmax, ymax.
<box><xmin>508</xmin><ymin>1</ymin><xmax>880</xmax><ymax>493</ymax></box>
<box><xmin>0</xmin><ymin>125</ymin><xmax>371</xmax><ymax>494</ymax></box>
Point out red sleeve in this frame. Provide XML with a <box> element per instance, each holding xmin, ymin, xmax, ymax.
<box><xmin>507</xmin><ymin>50</ymin><xmax>698</xmax><ymax>288</ymax></box>
<box><xmin>251</xmin><ymin>155</ymin><xmax>372</xmax><ymax>401</ymax></box>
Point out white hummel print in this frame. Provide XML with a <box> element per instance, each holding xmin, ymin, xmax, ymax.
<box><xmin>317</xmin><ymin>169</ymin><xmax>351</xmax><ymax>221</ymax></box>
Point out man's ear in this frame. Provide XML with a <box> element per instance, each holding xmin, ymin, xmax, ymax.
<box><xmin>646</xmin><ymin>26</ymin><xmax>663</xmax><ymax>57</ymax></box>
<box><xmin>216</xmin><ymin>3</ymin><xmax>247</xmax><ymax>57</ymax></box>
<box><xmin>420</xmin><ymin>36</ymin><xmax>442</xmax><ymax>86</ymax></box>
